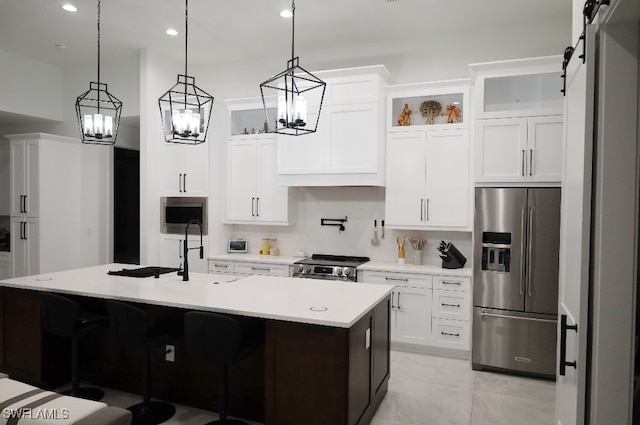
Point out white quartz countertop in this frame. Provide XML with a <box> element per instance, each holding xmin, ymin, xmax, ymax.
<box><xmin>209</xmin><ymin>254</ymin><xmax>301</xmax><ymax>265</ymax></box>
<box><xmin>0</xmin><ymin>264</ymin><xmax>392</xmax><ymax>328</ymax></box>
<box><xmin>358</xmin><ymin>261</ymin><xmax>472</xmax><ymax>277</ymax></box>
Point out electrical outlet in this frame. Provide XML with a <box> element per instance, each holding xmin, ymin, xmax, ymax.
<box><xmin>165</xmin><ymin>345</ymin><xmax>175</xmax><ymax>362</ymax></box>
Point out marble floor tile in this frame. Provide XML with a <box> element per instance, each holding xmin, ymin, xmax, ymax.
<box><xmin>471</xmin><ymin>389</ymin><xmax>555</xmax><ymax>425</ymax></box>
<box><xmin>474</xmin><ymin>370</ymin><xmax>556</xmax><ymax>403</ymax></box>
<box><xmin>375</xmin><ymin>377</ymin><xmax>473</xmax><ymax>425</ymax></box>
<box><xmin>370</xmin><ymin>417</ymin><xmax>413</xmax><ymax>425</ymax></box>
<box><xmin>391</xmin><ymin>351</ymin><xmax>476</xmax><ymax>389</ymax></box>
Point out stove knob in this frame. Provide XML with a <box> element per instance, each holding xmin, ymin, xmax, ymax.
<box><xmin>294</xmin><ymin>264</ymin><xmax>303</xmax><ymax>274</ymax></box>
<box><xmin>304</xmin><ymin>265</ymin><xmax>312</xmax><ymax>273</ymax></box>
<box><xmin>335</xmin><ymin>267</ymin><xmax>343</xmax><ymax>276</ymax></box>
<box><xmin>344</xmin><ymin>268</ymin><xmax>353</xmax><ymax>277</ymax></box>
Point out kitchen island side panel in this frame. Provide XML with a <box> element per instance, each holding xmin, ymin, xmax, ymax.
<box><xmin>265</xmin><ymin>295</ymin><xmax>391</xmax><ymax>425</ymax></box>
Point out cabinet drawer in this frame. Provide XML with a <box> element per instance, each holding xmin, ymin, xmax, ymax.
<box><xmin>433</xmin><ymin>276</ymin><xmax>470</xmax><ymax>292</ymax></box>
<box><xmin>234</xmin><ymin>262</ymin><xmax>290</xmax><ymax>277</ymax></box>
<box><xmin>432</xmin><ymin>318</ymin><xmax>470</xmax><ymax>351</ymax></box>
<box><xmin>208</xmin><ymin>260</ymin><xmax>234</xmax><ymax>274</ymax></box>
<box><xmin>432</xmin><ymin>290</ymin><xmax>470</xmax><ymax>321</ymax></box>
<box><xmin>362</xmin><ymin>271</ymin><xmax>432</xmax><ymax>289</ymax></box>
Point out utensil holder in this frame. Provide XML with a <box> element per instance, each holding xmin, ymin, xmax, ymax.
<box><xmin>413</xmin><ymin>249</ymin><xmax>423</xmax><ymax>265</ymax></box>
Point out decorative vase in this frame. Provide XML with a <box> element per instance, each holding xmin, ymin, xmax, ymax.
<box><xmin>413</xmin><ymin>249</ymin><xmax>423</xmax><ymax>265</ymax></box>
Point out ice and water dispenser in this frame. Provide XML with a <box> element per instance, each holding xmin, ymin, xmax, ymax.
<box><xmin>480</xmin><ymin>232</ymin><xmax>511</xmax><ymax>273</ymax></box>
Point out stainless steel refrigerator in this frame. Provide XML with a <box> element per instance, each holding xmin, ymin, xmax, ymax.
<box><xmin>472</xmin><ymin>187</ymin><xmax>560</xmax><ymax>378</ymax></box>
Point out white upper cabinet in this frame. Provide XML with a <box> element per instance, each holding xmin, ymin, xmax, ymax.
<box><xmin>385</xmin><ymin>80</ymin><xmax>471</xmax><ymax>231</ymax></box>
<box><xmin>159</xmin><ymin>138</ymin><xmax>209</xmax><ymax>196</ymax></box>
<box><xmin>277</xmin><ymin>65</ymin><xmax>391</xmax><ymax>187</ymax></box>
<box><xmin>471</xmin><ymin>56</ymin><xmax>565</xmax><ymax>185</ymax></box>
<box><xmin>471</xmin><ymin>56</ymin><xmax>564</xmax><ymax>119</ymax></box>
<box><xmin>10</xmin><ymin>138</ymin><xmax>39</xmax><ymax>217</ymax></box>
<box><xmin>225</xmin><ymin>98</ymin><xmax>295</xmax><ymax>225</ymax></box>
<box><xmin>385</xmin><ymin>129</ymin><xmax>470</xmax><ymax>230</ymax></box>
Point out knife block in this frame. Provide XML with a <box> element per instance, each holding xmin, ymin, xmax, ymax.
<box><xmin>440</xmin><ymin>242</ymin><xmax>467</xmax><ymax>269</ymax></box>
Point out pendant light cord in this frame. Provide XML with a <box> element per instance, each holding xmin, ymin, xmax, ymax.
<box><xmin>97</xmin><ymin>0</ymin><xmax>101</xmax><ymax>107</ymax></box>
<box><xmin>184</xmin><ymin>0</ymin><xmax>188</xmax><ymax>78</ymax></box>
<box><xmin>291</xmin><ymin>0</ymin><xmax>295</xmax><ymax>63</ymax></box>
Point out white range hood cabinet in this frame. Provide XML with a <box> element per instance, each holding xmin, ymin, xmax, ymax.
<box><xmin>276</xmin><ymin>65</ymin><xmax>393</xmax><ymax>187</ymax></box>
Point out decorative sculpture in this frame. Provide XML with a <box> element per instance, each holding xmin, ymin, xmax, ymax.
<box><xmin>397</xmin><ymin>103</ymin><xmax>412</xmax><ymax>126</ymax></box>
<box><xmin>441</xmin><ymin>104</ymin><xmax>462</xmax><ymax>124</ymax></box>
<box><xmin>419</xmin><ymin>100</ymin><xmax>442</xmax><ymax>125</ymax></box>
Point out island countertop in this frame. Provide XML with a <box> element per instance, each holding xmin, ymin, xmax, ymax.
<box><xmin>0</xmin><ymin>263</ymin><xmax>392</xmax><ymax>328</ymax></box>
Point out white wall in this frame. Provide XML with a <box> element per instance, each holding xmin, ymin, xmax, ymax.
<box><xmin>0</xmin><ymin>49</ymin><xmax>63</xmax><ymax>122</ymax></box>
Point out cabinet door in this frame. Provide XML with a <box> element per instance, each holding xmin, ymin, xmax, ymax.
<box><xmin>158</xmin><ymin>235</ymin><xmax>207</xmax><ymax>272</ymax></box>
<box><xmin>527</xmin><ymin>115</ymin><xmax>563</xmax><ymax>182</ymax></box>
<box><xmin>9</xmin><ymin>141</ymin><xmax>26</xmax><ymax>216</ymax></box>
<box><xmin>256</xmin><ymin>139</ymin><xmax>289</xmax><ymax>223</ymax></box>
<box><xmin>182</xmin><ymin>142</ymin><xmax>209</xmax><ymax>195</ymax></box>
<box><xmin>475</xmin><ymin>118</ymin><xmax>527</xmax><ymax>183</ymax></box>
<box><xmin>24</xmin><ymin>139</ymin><xmax>39</xmax><ymax>216</ymax></box>
<box><xmin>384</xmin><ymin>131</ymin><xmax>427</xmax><ymax>227</ymax></box>
<box><xmin>394</xmin><ymin>286</ymin><xmax>431</xmax><ymax>345</ymax></box>
<box><xmin>425</xmin><ymin>129</ymin><xmax>470</xmax><ymax>228</ymax></box>
<box><xmin>0</xmin><ymin>144</ymin><xmax>9</xmax><ymax>216</ymax></box>
<box><xmin>277</xmin><ymin>109</ymin><xmax>326</xmax><ymax>175</ymax></box>
<box><xmin>327</xmin><ymin>103</ymin><xmax>378</xmax><ymax>174</ymax></box>
<box><xmin>10</xmin><ymin>217</ymin><xmax>39</xmax><ymax>278</ymax></box>
<box><xmin>0</xmin><ymin>260</ymin><xmax>9</xmax><ymax>280</ymax></box>
<box><xmin>226</xmin><ymin>140</ymin><xmax>258</xmax><ymax>222</ymax></box>
<box><xmin>159</xmin><ymin>144</ymin><xmax>186</xmax><ymax>195</ymax></box>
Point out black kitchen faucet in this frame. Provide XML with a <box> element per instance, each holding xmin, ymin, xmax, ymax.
<box><xmin>178</xmin><ymin>219</ymin><xmax>204</xmax><ymax>282</ymax></box>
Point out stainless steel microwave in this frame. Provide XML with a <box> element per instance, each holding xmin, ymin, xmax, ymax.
<box><xmin>160</xmin><ymin>197</ymin><xmax>208</xmax><ymax>235</ymax></box>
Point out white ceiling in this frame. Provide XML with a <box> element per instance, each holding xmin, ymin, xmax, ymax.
<box><xmin>0</xmin><ymin>0</ymin><xmax>572</xmax><ymax>68</ymax></box>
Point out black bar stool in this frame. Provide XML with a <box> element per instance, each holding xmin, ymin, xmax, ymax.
<box><xmin>40</xmin><ymin>292</ymin><xmax>107</xmax><ymax>401</ymax></box>
<box><xmin>184</xmin><ymin>311</ymin><xmax>263</xmax><ymax>425</ymax></box>
<box><xmin>106</xmin><ymin>300</ymin><xmax>177</xmax><ymax>425</ymax></box>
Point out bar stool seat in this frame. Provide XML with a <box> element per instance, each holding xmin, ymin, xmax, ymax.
<box><xmin>41</xmin><ymin>292</ymin><xmax>107</xmax><ymax>401</ymax></box>
<box><xmin>184</xmin><ymin>311</ymin><xmax>263</xmax><ymax>425</ymax></box>
<box><xmin>107</xmin><ymin>300</ymin><xmax>178</xmax><ymax>425</ymax></box>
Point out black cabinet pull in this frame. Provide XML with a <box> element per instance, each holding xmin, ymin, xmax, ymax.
<box><xmin>179</xmin><ymin>174</ymin><xmax>183</xmax><ymax>192</ymax></box>
<box><xmin>385</xmin><ymin>277</ymin><xmax>408</xmax><ymax>282</ymax></box>
<box><xmin>420</xmin><ymin>199</ymin><xmax>424</xmax><ymax>221</ymax></box>
<box><xmin>442</xmin><ymin>281</ymin><xmax>461</xmax><ymax>286</ymax></box>
<box><xmin>23</xmin><ymin>222</ymin><xmax>27</xmax><ymax>240</ymax></box>
<box><xmin>183</xmin><ymin>174</ymin><xmax>187</xmax><ymax>192</ymax></box>
<box><xmin>256</xmin><ymin>198</ymin><xmax>260</xmax><ymax>217</ymax></box>
<box><xmin>441</xmin><ymin>303</ymin><xmax>461</xmax><ymax>308</ymax></box>
<box><xmin>251</xmin><ymin>197</ymin><xmax>255</xmax><ymax>216</ymax></box>
<box><xmin>559</xmin><ymin>314</ymin><xmax>578</xmax><ymax>376</ymax></box>
<box><xmin>390</xmin><ymin>292</ymin><xmax>395</xmax><ymax>309</ymax></box>
<box><xmin>441</xmin><ymin>331</ymin><xmax>460</xmax><ymax>337</ymax></box>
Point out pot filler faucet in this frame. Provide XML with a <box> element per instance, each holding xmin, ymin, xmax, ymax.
<box><xmin>177</xmin><ymin>219</ymin><xmax>204</xmax><ymax>282</ymax></box>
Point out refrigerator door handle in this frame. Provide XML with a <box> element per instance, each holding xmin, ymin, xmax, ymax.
<box><xmin>520</xmin><ymin>207</ymin><xmax>527</xmax><ymax>296</ymax></box>
<box><xmin>527</xmin><ymin>207</ymin><xmax>534</xmax><ymax>297</ymax></box>
<box><xmin>480</xmin><ymin>311</ymin><xmax>557</xmax><ymax>323</ymax></box>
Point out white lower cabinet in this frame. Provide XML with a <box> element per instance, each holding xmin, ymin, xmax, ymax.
<box><xmin>207</xmin><ymin>259</ymin><xmax>291</xmax><ymax>277</ymax></box>
<box><xmin>0</xmin><ymin>252</ymin><xmax>10</xmax><ymax>280</ymax></box>
<box><xmin>158</xmin><ymin>235</ymin><xmax>208</xmax><ymax>274</ymax></box>
<box><xmin>431</xmin><ymin>276</ymin><xmax>471</xmax><ymax>351</ymax></box>
<box><xmin>362</xmin><ymin>270</ymin><xmax>471</xmax><ymax>353</ymax></box>
<box><xmin>234</xmin><ymin>262</ymin><xmax>289</xmax><ymax>277</ymax></box>
<box><xmin>361</xmin><ymin>271</ymin><xmax>432</xmax><ymax>346</ymax></box>
<box><xmin>10</xmin><ymin>216</ymin><xmax>39</xmax><ymax>278</ymax></box>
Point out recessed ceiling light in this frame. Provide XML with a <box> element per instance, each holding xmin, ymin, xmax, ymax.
<box><xmin>280</xmin><ymin>10</ymin><xmax>292</xmax><ymax>18</ymax></box>
<box><xmin>166</xmin><ymin>29</ymin><xmax>178</xmax><ymax>36</ymax></box>
<box><xmin>62</xmin><ymin>4</ymin><xmax>77</xmax><ymax>12</ymax></box>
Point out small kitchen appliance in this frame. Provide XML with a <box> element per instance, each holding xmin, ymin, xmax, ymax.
<box><xmin>292</xmin><ymin>254</ymin><xmax>370</xmax><ymax>282</ymax></box>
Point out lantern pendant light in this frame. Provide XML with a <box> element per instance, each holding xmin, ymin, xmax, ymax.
<box><xmin>158</xmin><ymin>0</ymin><xmax>213</xmax><ymax>145</ymax></box>
<box><xmin>260</xmin><ymin>0</ymin><xmax>326</xmax><ymax>136</ymax></box>
<box><xmin>75</xmin><ymin>0</ymin><xmax>122</xmax><ymax>145</ymax></box>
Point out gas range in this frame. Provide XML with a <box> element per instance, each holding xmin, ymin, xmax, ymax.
<box><xmin>292</xmin><ymin>254</ymin><xmax>370</xmax><ymax>282</ymax></box>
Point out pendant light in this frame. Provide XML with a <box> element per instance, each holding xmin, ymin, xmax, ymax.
<box><xmin>260</xmin><ymin>0</ymin><xmax>326</xmax><ymax>136</ymax></box>
<box><xmin>75</xmin><ymin>0</ymin><xmax>122</xmax><ymax>145</ymax></box>
<box><xmin>158</xmin><ymin>0</ymin><xmax>213</xmax><ymax>145</ymax></box>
